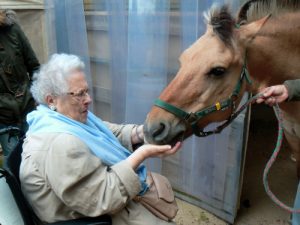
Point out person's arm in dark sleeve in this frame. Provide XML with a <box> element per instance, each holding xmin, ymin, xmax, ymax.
<box><xmin>15</xmin><ymin>23</ymin><xmax>40</xmax><ymax>79</ymax></box>
<box><xmin>284</xmin><ymin>79</ymin><xmax>300</xmax><ymax>101</ymax></box>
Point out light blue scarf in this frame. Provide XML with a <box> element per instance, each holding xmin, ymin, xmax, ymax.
<box><xmin>26</xmin><ymin>104</ymin><xmax>148</xmax><ymax>194</ymax></box>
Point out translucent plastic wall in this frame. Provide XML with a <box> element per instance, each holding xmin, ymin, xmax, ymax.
<box><xmin>48</xmin><ymin>0</ymin><xmax>247</xmax><ymax>223</ymax></box>
<box><xmin>44</xmin><ymin>0</ymin><xmax>94</xmax><ymax>109</ymax></box>
<box><xmin>105</xmin><ymin>0</ymin><xmax>171</xmax><ymax>171</ymax></box>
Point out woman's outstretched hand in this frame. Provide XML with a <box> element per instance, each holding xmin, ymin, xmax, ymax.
<box><xmin>127</xmin><ymin>142</ymin><xmax>182</xmax><ymax>170</ymax></box>
<box><xmin>256</xmin><ymin>85</ymin><xmax>289</xmax><ymax>106</ymax></box>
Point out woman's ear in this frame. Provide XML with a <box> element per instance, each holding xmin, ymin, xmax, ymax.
<box><xmin>45</xmin><ymin>94</ymin><xmax>56</xmax><ymax>106</ymax></box>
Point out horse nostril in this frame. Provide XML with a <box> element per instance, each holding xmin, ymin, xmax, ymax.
<box><xmin>144</xmin><ymin>120</ymin><xmax>186</xmax><ymax>145</ymax></box>
<box><xmin>152</xmin><ymin>123</ymin><xmax>165</xmax><ymax>138</ymax></box>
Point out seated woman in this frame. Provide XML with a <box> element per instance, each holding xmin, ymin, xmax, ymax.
<box><xmin>19</xmin><ymin>53</ymin><xmax>181</xmax><ymax>225</ymax></box>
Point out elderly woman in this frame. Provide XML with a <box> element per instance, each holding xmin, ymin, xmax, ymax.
<box><xmin>19</xmin><ymin>53</ymin><xmax>181</xmax><ymax>225</ymax></box>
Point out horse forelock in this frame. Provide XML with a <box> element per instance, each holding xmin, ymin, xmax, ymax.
<box><xmin>238</xmin><ymin>0</ymin><xmax>300</xmax><ymax>24</ymax></box>
<box><xmin>204</xmin><ymin>4</ymin><xmax>235</xmax><ymax>47</ymax></box>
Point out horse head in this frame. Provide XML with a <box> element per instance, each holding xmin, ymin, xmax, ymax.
<box><xmin>144</xmin><ymin>4</ymin><xmax>270</xmax><ymax>145</ymax></box>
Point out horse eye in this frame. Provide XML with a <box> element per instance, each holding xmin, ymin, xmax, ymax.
<box><xmin>208</xmin><ymin>67</ymin><xmax>226</xmax><ymax>77</ymax></box>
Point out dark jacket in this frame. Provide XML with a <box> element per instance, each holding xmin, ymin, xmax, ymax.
<box><xmin>0</xmin><ymin>10</ymin><xmax>40</xmax><ymax>125</ymax></box>
<box><xmin>284</xmin><ymin>79</ymin><xmax>300</xmax><ymax>102</ymax></box>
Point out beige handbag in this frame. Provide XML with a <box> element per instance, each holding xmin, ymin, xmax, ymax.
<box><xmin>134</xmin><ymin>172</ymin><xmax>179</xmax><ymax>221</ymax></box>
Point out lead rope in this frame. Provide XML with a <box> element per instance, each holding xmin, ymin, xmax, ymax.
<box><xmin>263</xmin><ymin>102</ymin><xmax>300</xmax><ymax>213</ymax></box>
<box><xmin>229</xmin><ymin>93</ymin><xmax>299</xmax><ymax>213</ymax></box>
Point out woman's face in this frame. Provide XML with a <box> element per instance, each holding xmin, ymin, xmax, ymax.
<box><xmin>55</xmin><ymin>70</ymin><xmax>92</xmax><ymax>123</ymax></box>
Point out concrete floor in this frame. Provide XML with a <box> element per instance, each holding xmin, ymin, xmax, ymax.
<box><xmin>175</xmin><ymin>104</ymin><xmax>298</xmax><ymax>225</ymax></box>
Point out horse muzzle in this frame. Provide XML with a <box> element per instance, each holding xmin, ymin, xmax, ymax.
<box><xmin>144</xmin><ymin>115</ymin><xmax>187</xmax><ymax>145</ymax></box>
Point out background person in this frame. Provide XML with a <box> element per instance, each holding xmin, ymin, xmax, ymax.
<box><xmin>0</xmin><ymin>9</ymin><xmax>40</xmax><ymax>167</ymax></box>
<box><xmin>20</xmin><ymin>53</ymin><xmax>181</xmax><ymax>225</ymax></box>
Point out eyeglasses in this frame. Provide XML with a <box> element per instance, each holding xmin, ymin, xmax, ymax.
<box><xmin>66</xmin><ymin>89</ymin><xmax>90</xmax><ymax>100</ymax></box>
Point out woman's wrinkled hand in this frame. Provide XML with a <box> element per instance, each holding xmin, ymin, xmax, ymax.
<box><xmin>138</xmin><ymin>142</ymin><xmax>181</xmax><ymax>158</ymax></box>
<box><xmin>127</xmin><ymin>142</ymin><xmax>182</xmax><ymax>170</ymax></box>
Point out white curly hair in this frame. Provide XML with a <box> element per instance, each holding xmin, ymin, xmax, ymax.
<box><xmin>30</xmin><ymin>53</ymin><xmax>85</xmax><ymax>105</ymax></box>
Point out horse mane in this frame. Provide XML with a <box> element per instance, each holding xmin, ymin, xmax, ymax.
<box><xmin>204</xmin><ymin>1</ymin><xmax>300</xmax><ymax>46</ymax></box>
<box><xmin>204</xmin><ymin>5</ymin><xmax>235</xmax><ymax>46</ymax></box>
<box><xmin>237</xmin><ymin>0</ymin><xmax>300</xmax><ymax>24</ymax></box>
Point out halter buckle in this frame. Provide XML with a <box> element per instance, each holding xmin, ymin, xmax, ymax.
<box><xmin>195</xmin><ymin>130</ymin><xmax>214</xmax><ymax>137</ymax></box>
<box><xmin>230</xmin><ymin>95</ymin><xmax>238</xmax><ymax>110</ymax></box>
<box><xmin>184</xmin><ymin>112</ymin><xmax>198</xmax><ymax>124</ymax></box>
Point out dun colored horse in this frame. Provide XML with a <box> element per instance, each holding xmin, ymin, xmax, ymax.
<box><xmin>144</xmin><ymin>0</ymin><xmax>300</xmax><ymax>176</ymax></box>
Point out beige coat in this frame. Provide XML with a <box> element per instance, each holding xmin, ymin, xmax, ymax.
<box><xmin>20</xmin><ymin>122</ymin><xmax>176</xmax><ymax>225</ymax></box>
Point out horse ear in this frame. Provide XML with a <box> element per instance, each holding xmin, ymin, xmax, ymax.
<box><xmin>236</xmin><ymin>14</ymin><xmax>271</xmax><ymax>45</ymax></box>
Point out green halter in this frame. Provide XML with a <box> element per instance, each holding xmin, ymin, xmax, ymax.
<box><xmin>154</xmin><ymin>61</ymin><xmax>252</xmax><ymax>137</ymax></box>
